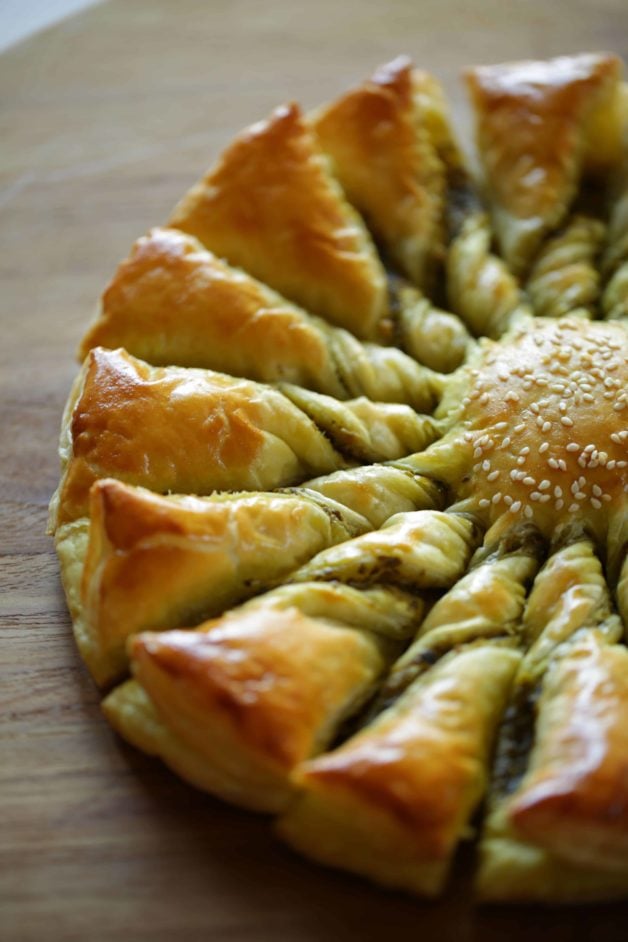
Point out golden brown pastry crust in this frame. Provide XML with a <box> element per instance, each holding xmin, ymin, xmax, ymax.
<box><xmin>49</xmin><ymin>347</ymin><xmax>350</xmax><ymax>528</ymax></box>
<box><xmin>312</xmin><ymin>56</ymin><xmax>446</xmax><ymax>289</ymax></box>
<box><xmin>279</xmin><ymin>644</ymin><xmax>520</xmax><ymax>896</ymax></box>
<box><xmin>446</xmin><ymin>212</ymin><xmax>530</xmax><ymax>338</ymax></box>
<box><xmin>49</xmin><ymin>53</ymin><xmax>628</xmax><ymax>904</ymax></box>
<box><xmin>169</xmin><ymin>102</ymin><xmax>388</xmax><ymax>339</ymax></box>
<box><xmin>466</xmin><ymin>53</ymin><xmax>622</xmax><ymax>273</ymax></box>
<box><xmin>508</xmin><ymin>632</ymin><xmax>628</xmax><ymax>872</ymax></box>
<box><xmin>73</xmin><ymin>479</ymin><xmax>369</xmax><ymax>685</ymax></box>
<box><xmin>125</xmin><ymin>606</ymin><xmax>388</xmax><ymax>812</ymax></box>
<box><xmin>79</xmin><ymin>227</ymin><xmax>449</xmax><ymax>398</ymax></box>
<box><xmin>80</xmin><ymin>227</ymin><xmax>343</xmax><ymax>388</ymax></box>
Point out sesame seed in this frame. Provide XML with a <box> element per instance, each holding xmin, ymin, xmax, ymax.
<box><xmin>560</xmin><ymin>417</ymin><xmax>574</xmax><ymax>427</ymax></box>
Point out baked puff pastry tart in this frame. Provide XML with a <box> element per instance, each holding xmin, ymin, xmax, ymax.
<box><xmin>51</xmin><ymin>52</ymin><xmax>628</xmax><ymax>903</ymax></box>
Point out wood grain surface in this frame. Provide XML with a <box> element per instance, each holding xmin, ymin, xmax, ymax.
<box><xmin>2</xmin><ymin>1</ymin><xmax>628</xmax><ymax>939</ymax></box>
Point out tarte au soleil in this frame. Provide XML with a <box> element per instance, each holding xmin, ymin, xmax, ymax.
<box><xmin>51</xmin><ymin>51</ymin><xmax>628</xmax><ymax>903</ymax></box>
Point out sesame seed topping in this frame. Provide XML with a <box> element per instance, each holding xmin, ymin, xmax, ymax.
<box><xmin>460</xmin><ymin>320</ymin><xmax>627</xmax><ymax>528</ymax></box>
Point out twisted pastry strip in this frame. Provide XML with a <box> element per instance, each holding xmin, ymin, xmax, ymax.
<box><xmin>525</xmin><ymin>215</ymin><xmax>605</xmax><ymax>319</ymax></box>
<box><xmin>446</xmin><ymin>213</ymin><xmax>530</xmax><ymax>338</ymax></box>
<box><xmin>103</xmin><ymin>509</ymin><xmax>479</xmax><ymax>812</ymax></box>
<box><xmin>602</xmin><ymin>262</ymin><xmax>628</xmax><ymax>321</ymax></box>
<box><xmin>376</xmin><ymin>523</ymin><xmax>544</xmax><ymax>707</ymax></box>
<box><xmin>55</xmin><ymin>442</ymin><xmax>446</xmax><ymax>684</ymax></box>
<box><xmin>278</xmin><ymin>524</ymin><xmax>541</xmax><ymax>896</ymax></box>
<box><xmin>57</xmin><ymin>480</ymin><xmax>371</xmax><ymax>686</ymax></box>
<box><xmin>478</xmin><ymin>532</ymin><xmax>625</xmax><ymax>901</ymax></box>
<box><xmin>390</xmin><ymin>280</ymin><xmax>471</xmax><ymax>372</ymax></box>
<box><xmin>79</xmin><ymin>228</ymin><xmax>451</xmax><ymax>395</ymax></box>
<box><xmin>49</xmin><ymin>346</ymin><xmax>442</xmax><ymax>528</ymax></box>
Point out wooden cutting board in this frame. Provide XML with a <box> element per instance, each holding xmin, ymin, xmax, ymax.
<box><xmin>2</xmin><ymin>1</ymin><xmax>628</xmax><ymax>938</ymax></box>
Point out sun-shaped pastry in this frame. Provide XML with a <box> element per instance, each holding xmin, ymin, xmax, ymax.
<box><xmin>50</xmin><ymin>53</ymin><xmax>628</xmax><ymax>904</ymax></box>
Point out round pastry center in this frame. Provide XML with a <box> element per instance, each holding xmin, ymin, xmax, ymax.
<box><xmin>460</xmin><ymin>318</ymin><xmax>628</xmax><ymax>523</ymax></box>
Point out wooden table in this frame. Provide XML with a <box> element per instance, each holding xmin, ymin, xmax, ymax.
<box><xmin>2</xmin><ymin>1</ymin><xmax>628</xmax><ymax>938</ymax></box>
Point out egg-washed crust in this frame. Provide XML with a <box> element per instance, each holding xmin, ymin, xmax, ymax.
<box><xmin>169</xmin><ymin>102</ymin><xmax>388</xmax><ymax>340</ymax></box>
<box><xmin>49</xmin><ymin>347</ymin><xmax>347</xmax><ymax>528</ymax></box>
<box><xmin>312</xmin><ymin>56</ymin><xmax>448</xmax><ymax>291</ymax></box>
<box><xmin>78</xmin><ymin>227</ymin><xmax>450</xmax><ymax>393</ymax></box>
<box><xmin>51</xmin><ymin>53</ymin><xmax>628</xmax><ymax>905</ymax></box>
<box><xmin>509</xmin><ymin>632</ymin><xmax>628</xmax><ymax>874</ymax></box>
<box><xmin>279</xmin><ymin>644</ymin><xmax>520</xmax><ymax>896</ymax></box>
<box><xmin>59</xmin><ymin>479</ymin><xmax>371</xmax><ymax>686</ymax></box>
<box><xmin>50</xmin><ymin>346</ymin><xmax>446</xmax><ymax>531</ymax></box>
<box><xmin>453</xmin><ymin>318</ymin><xmax>628</xmax><ymax>541</ymax></box>
<box><xmin>466</xmin><ymin>52</ymin><xmax>623</xmax><ymax>274</ymax></box>
<box><xmin>104</xmin><ymin>508</ymin><xmax>479</xmax><ymax>813</ymax></box>
<box><xmin>110</xmin><ymin>606</ymin><xmax>390</xmax><ymax>813</ymax></box>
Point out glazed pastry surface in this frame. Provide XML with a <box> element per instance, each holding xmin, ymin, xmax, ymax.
<box><xmin>312</xmin><ymin>56</ymin><xmax>447</xmax><ymax>290</ymax></box>
<box><xmin>169</xmin><ymin>102</ymin><xmax>388</xmax><ymax>339</ymax></box>
<box><xmin>79</xmin><ymin>227</ymin><xmax>451</xmax><ymax>392</ymax></box>
<box><xmin>466</xmin><ymin>52</ymin><xmax>623</xmax><ymax>273</ymax></box>
<box><xmin>51</xmin><ymin>52</ymin><xmax>628</xmax><ymax>903</ymax></box>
